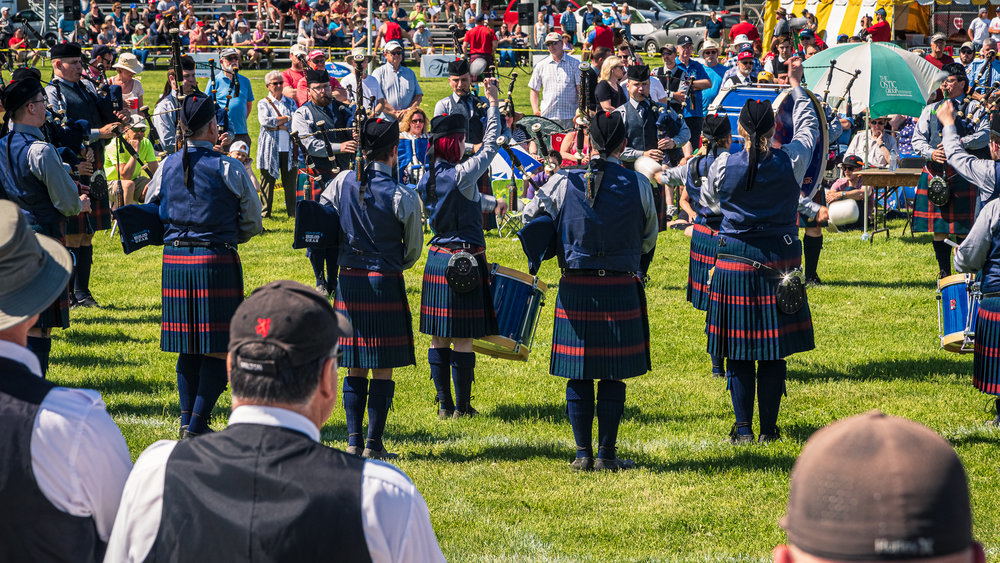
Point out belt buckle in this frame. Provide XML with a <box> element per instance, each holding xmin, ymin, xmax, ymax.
<box><xmin>783</xmin><ymin>234</ymin><xmax>793</xmax><ymax>245</ymax></box>
<box><xmin>597</xmin><ymin>269</ymin><xmax>606</xmax><ymax>277</ymax></box>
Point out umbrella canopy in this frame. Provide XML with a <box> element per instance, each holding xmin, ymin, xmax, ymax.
<box><xmin>491</xmin><ymin>146</ymin><xmax>542</xmax><ymax>180</ymax></box>
<box><xmin>803</xmin><ymin>42</ymin><xmax>946</xmax><ymax>118</ymax></box>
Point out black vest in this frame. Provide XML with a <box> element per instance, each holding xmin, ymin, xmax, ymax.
<box><xmin>0</xmin><ymin>357</ymin><xmax>103</xmax><ymax>563</ymax></box>
<box><xmin>146</xmin><ymin>424</ymin><xmax>371</xmax><ymax>562</ymax></box>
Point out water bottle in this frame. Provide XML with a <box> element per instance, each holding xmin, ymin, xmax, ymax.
<box><xmin>889</xmin><ymin>149</ymin><xmax>898</xmax><ymax>171</ymax></box>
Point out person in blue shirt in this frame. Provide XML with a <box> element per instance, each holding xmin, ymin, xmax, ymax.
<box><xmin>675</xmin><ymin>35</ymin><xmax>712</xmax><ymax>145</ymax></box>
<box><xmin>206</xmin><ymin>48</ymin><xmax>255</xmax><ymax>152</ymax></box>
<box><xmin>700</xmin><ymin>39</ymin><xmax>726</xmax><ymax>117</ymax></box>
<box><xmin>560</xmin><ymin>4</ymin><xmax>577</xmax><ymax>45</ymax></box>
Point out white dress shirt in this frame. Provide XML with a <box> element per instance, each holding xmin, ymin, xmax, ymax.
<box><xmin>528</xmin><ymin>53</ymin><xmax>582</xmax><ymax>121</ymax></box>
<box><xmin>104</xmin><ymin>404</ymin><xmax>446</xmax><ymax>563</ymax></box>
<box><xmin>0</xmin><ymin>340</ymin><xmax>132</xmax><ymax>543</ymax></box>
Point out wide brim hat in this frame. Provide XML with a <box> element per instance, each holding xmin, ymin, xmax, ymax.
<box><xmin>346</xmin><ymin>47</ymin><xmax>372</xmax><ymax>62</ymax></box>
<box><xmin>113</xmin><ymin>52</ymin><xmax>144</xmax><ymax>74</ymax></box>
<box><xmin>0</xmin><ymin>201</ymin><xmax>73</xmax><ymax>331</ymax></box>
<box><xmin>498</xmin><ymin>100</ymin><xmax>524</xmax><ymax>121</ymax></box>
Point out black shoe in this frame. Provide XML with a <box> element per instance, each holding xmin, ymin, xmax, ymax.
<box><xmin>939</xmin><ymin>270</ymin><xmax>951</xmax><ymax>280</ymax></box>
<box><xmin>345</xmin><ymin>445</ymin><xmax>363</xmax><ymax>456</ymax></box>
<box><xmin>363</xmin><ymin>446</ymin><xmax>399</xmax><ymax>460</ymax></box>
<box><xmin>804</xmin><ymin>275</ymin><xmax>822</xmax><ymax>286</ymax></box>
<box><xmin>316</xmin><ymin>284</ymin><xmax>329</xmax><ymax>297</ymax></box>
<box><xmin>178</xmin><ymin>424</ymin><xmax>188</xmax><ymax>439</ymax></box>
<box><xmin>729</xmin><ymin>423</ymin><xmax>755</xmax><ymax>444</ymax></box>
<box><xmin>711</xmin><ymin>370</ymin><xmax>725</xmax><ymax>378</ymax></box>
<box><xmin>69</xmin><ymin>294</ymin><xmax>80</xmax><ymax>309</ymax></box>
<box><xmin>75</xmin><ymin>294</ymin><xmax>100</xmax><ymax>308</ymax></box>
<box><xmin>594</xmin><ymin>457</ymin><xmax>636</xmax><ymax>471</ymax></box>
<box><xmin>452</xmin><ymin>406</ymin><xmax>479</xmax><ymax>419</ymax></box>
<box><xmin>570</xmin><ymin>457</ymin><xmax>595</xmax><ymax>471</ymax></box>
<box><xmin>437</xmin><ymin>408</ymin><xmax>455</xmax><ymax>420</ymax></box>
<box><xmin>758</xmin><ymin>428</ymin><xmax>781</xmax><ymax>443</ymax></box>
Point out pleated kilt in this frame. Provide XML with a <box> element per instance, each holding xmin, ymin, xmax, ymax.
<box><xmin>65</xmin><ymin>198</ymin><xmax>113</xmax><ymax>235</ymax></box>
<box><xmin>913</xmin><ymin>164</ymin><xmax>975</xmax><ymax>235</ymax></box>
<box><xmin>160</xmin><ymin>245</ymin><xmax>244</xmax><ymax>355</ymax></box>
<box><xmin>550</xmin><ymin>273</ymin><xmax>650</xmax><ymax>380</ymax></box>
<box><xmin>296</xmin><ymin>167</ymin><xmax>322</xmax><ymax>203</ymax></box>
<box><xmin>706</xmin><ymin>235</ymin><xmax>815</xmax><ymax>361</ymax></box>
<box><xmin>688</xmin><ymin>222</ymin><xmax>719</xmax><ymax>311</ymax></box>
<box><xmin>653</xmin><ymin>185</ymin><xmax>669</xmax><ymax>232</ymax></box>
<box><xmin>974</xmin><ymin>296</ymin><xmax>1000</xmax><ymax>396</ymax></box>
<box><xmin>32</xmin><ymin>223</ymin><xmax>69</xmax><ymax>330</ymax></box>
<box><xmin>335</xmin><ymin>268</ymin><xmax>415</xmax><ymax>369</ymax></box>
<box><xmin>799</xmin><ymin>188</ymin><xmax>827</xmax><ymax>228</ymax></box>
<box><xmin>419</xmin><ymin>245</ymin><xmax>498</xmax><ymax>338</ymax></box>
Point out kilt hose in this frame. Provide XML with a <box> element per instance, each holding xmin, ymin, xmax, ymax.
<box><xmin>975</xmin><ymin>296</ymin><xmax>1000</xmax><ymax>396</ymax></box>
<box><xmin>913</xmin><ymin>164</ymin><xmax>976</xmax><ymax>235</ymax></box>
<box><xmin>335</xmin><ymin>268</ymin><xmax>416</xmax><ymax>369</ymax></box>
<box><xmin>161</xmin><ymin>245</ymin><xmax>244</xmax><ymax>355</ymax></box>
<box><xmin>31</xmin><ymin>223</ymin><xmax>69</xmax><ymax>330</ymax></box>
<box><xmin>688</xmin><ymin>222</ymin><xmax>719</xmax><ymax>311</ymax></box>
<box><xmin>296</xmin><ymin>167</ymin><xmax>323</xmax><ymax>203</ymax></box>
<box><xmin>550</xmin><ymin>274</ymin><xmax>650</xmax><ymax>380</ymax></box>
<box><xmin>706</xmin><ymin>235</ymin><xmax>815</xmax><ymax>361</ymax></box>
<box><xmin>653</xmin><ymin>184</ymin><xmax>669</xmax><ymax>232</ymax></box>
<box><xmin>65</xmin><ymin>197</ymin><xmax>113</xmax><ymax>235</ymax></box>
<box><xmin>798</xmin><ymin>188</ymin><xmax>827</xmax><ymax>228</ymax></box>
<box><xmin>419</xmin><ymin>245</ymin><xmax>498</xmax><ymax>339</ymax></box>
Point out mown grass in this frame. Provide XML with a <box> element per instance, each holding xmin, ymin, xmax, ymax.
<box><xmin>45</xmin><ymin>66</ymin><xmax>1000</xmax><ymax>560</ymax></box>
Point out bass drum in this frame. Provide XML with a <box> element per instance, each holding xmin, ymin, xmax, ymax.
<box><xmin>706</xmin><ymin>85</ymin><xmax>829</xmax><ymax>199</ymax></box>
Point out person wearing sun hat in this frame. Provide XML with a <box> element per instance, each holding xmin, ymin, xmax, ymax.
<box><xmin>111</xmin><ymin>51</ymin><xmax>145</xmax><ymax>117</ymax></box>
<box><xmin>521</xmin><ymin>110</ymin><xmax>657</xmax><ymax>472</ymax></box>
<box><xmin>0</xmin><ymin>199</ymin><xmax>132</xmax><ymax>562</ymax></box>
<box><xmin>0</xmin><ymin>69</ymin><xmax>92</xmax><ymax>375</ymax></box>
<box><xmin>143</xmin><ymin>93</ymin><xmax>263</xmax><ymax>438</ymax></box>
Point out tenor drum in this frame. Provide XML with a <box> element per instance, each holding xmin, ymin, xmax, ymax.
<box><xmin>707</xmin><ymin>85</ymin><xmax>829</xmax><ymax>199</ymax></box>
<box><xmin>473</xmin><ymin>264</ymin><xmax>547</xmax><ymax>361</ymax></box>
<box><xmin>937</xmin><ymin>273</ymin><xmax>981</xmax><ymax>353</ymax></box>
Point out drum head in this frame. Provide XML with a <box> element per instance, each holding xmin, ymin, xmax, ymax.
<box><xmin>772</xmin><ymin>88</ymin><xmax>829</xmax><ymax>199</ymax></box>
<box><xmin>473</xmin><ymin>336</ymin><xmax>530</xmax><ymax>361</ymax></box>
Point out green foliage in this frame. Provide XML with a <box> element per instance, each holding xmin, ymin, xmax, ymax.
<box><xmin>53</xmin><ymin>69</ymin><xmax>1000</xmax><ymax>560</ymax></box>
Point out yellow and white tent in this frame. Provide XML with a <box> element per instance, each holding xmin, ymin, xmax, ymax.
<box><xmin>760</xmin><ymin>0</ymin><xmax>960</xmax><ymax>52</ymax></box>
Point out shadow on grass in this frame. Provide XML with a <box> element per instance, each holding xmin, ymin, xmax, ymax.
<box><xmin>55</xmin><ymin>352</ymin><xmax>146</xmax><ymax>370</ymax></box>
<box><xmin>788</xmin><ymin>356</ymin><xmax>970</xmax><ymax>383</ymax></box>
<box><xmin>780</xmin><ymin>421</ymin><xmax>825</xmax><ymax>443</ymax></box>
<box><xmin>641</xmin><ymin>449</ymin><xmax>798</xmax><ymax>475</ymax></box>
<box><xmin>819</xmin><ymin>279</ymin><xmax>933</xmax><ymax>290</ymax></box>
<box><xmin>491</xmin><ymin>402</ymin><xmax>564</xmax><ymax>423</ymax></box>
<box><xmin>401</xmin><ymin>441</ymin><xmax>567</xmax><ymax>463</ymax></box>
<box><xmin>73</xmin><ymin>312</ymin><xmax>162</xmax><ymax>325</ymax></box>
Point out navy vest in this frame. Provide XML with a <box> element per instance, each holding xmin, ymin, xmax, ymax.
<box><xmin>338</xmin><ymin>168</ymin><xmax>406</xmax><ymax>272</ymax></box>
<box><xmin>717</xmin><ymin>149</ymin><xmax>799</xmax><ymax>239</ymax></box>
<box><xmin>146</xmin><ymin>424</ymin><xmax>371</xmax><ymax>562</ymax></box>
<box><xmin>557</xmin><ymin>161</ymin><xmax>644</xmax><ymax>272</ymax></box>
<box><xmin>0</xmin><ymin>131</ymin><xmax>66</xmax><ymax>230</ymax></box>
<box><xmin>421</xmin><ymin>161</ymin><xmax>486</xmax><ymax>247</ymax></box>
<box><xmin>57</xmin><ymin>80</ymin><xmax>103</xmax><ymax>132</ymax></box>
<box><xmin>158</xmin><ymin>147</ymin><xmax>241</xmax><ymax>244</ymax></box>
<box><xmin>684</xmin><ymin>152</ymin><xmax>723</xmax><ymax>230</ymax></box>
<box><xmin>624</xmin><ymin>100</ymin><xmax>658</xmax><ymax>152</ymax></box>
<box><xmin>303</xmin><ymin>100</ymin><xmax>353</xmax><ymax>175</ymax></box>
<box><xmin>0</xmin><ymin>357</ymin><xmax>103</xmax><ymax>563</ymax></box>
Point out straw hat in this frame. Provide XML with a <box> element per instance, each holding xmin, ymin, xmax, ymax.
<box><xmin>113</xmin><ymin>52</ymin><xmax>144</xmax><ymax>74</ymax></box>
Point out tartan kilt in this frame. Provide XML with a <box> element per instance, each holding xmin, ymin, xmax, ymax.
<box><xmin>419</xmin><ymin>245</ymin><xmax>498</xmax><ymax>338</ymax></box>
<box><xmin>550</xmin><ymin>274</ymin><xmax>650</xmax><ymax>379</ymax></box>
<box><xmin>974</xmin><ymin>296</ymin><xmax>1000</xmax><ymax>396</ymax></box>
<box><xmin>65</xmin><ymin>197</ymin><xmax>114</xmax><ymax>235</ymax></box>
<box><xmin>160</xmin><ymin>245</ymin><xmax>244</xmax><ymax>355</ymax></box>
<box><xmin>335</xmin><ymin>268</ymin><xmax>415</xmax><ymax>369</ymax></box>
<box><xmin>653</xmin><ymin>185</ymin><xmax>669</xmax><ymax>232</ymax></box>
<box><xmin>706</xmin><ymin>234</ymin><xmax>815</xmax><ymax>361</ymax></box>
<box><xmin>688</xmin><ymin>222</ymin><xmax>719</xmax><ymax>311</ymax></box>
<box><xmin>798</xmin><ymin>188</ymin><xmax>827</xmax><ymax>228</ymax></box>
<box><xmin>31</xmin><ymin>223</ymin><xmax>70</xmax><ymax>330</ymax></box>
<box><xmin>912</xmin><ymin>165</ymin><xmax>975</xmax><ymax>235</ymax></box>
<box><xmin>296</xmin><ymin>168</ymin><xmax>323</xmax><ymax>203</ymax></box>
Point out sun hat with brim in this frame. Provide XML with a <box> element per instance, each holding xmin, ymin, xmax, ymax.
<box><xmin>113</xmin><ymin>52</ymin><xmax>144</xmax><ymax>74</ymax></box>
<box><xmin>0</xmin><ymin>201</ymin><xmax>73</xmax><ymax>331</ymax></box>
<box><xmin>498</xmin><ymin>100</ymin><xmax>523</xmax><ymax>121</ymax></box>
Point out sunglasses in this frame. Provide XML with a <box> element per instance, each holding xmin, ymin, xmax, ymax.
<box><xmin>268</xmin><ymin>81</ymin><xmax>283</xmax><ymax>85</ymax></box>
<box><xmin>961</xmin><ymin>48</ymin><xmax>974</xmax><ymax>54</ymax></box>
<box><xmin>702</xmin><ymin>50</ymin><xmax>718</xmax><ymax>56</ymax></box>
<box><xmin>411</xmin><ymin>117</ymin><xmax>425</xmax><ymax>123</ymax></box>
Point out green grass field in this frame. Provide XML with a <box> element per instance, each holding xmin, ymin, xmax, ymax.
<box><xmin>46</xmin><ymin>67</ymin><xmax>1000</xmax><ymax>560</ymax></box>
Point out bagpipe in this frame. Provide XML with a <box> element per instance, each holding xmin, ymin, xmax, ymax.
<box><xmin>44</xmin><ymin>86</ymin><xmax>110</xmax><ymax>206</ymax></box>
<box><xmin>80</xmin><ymin>59</ymin><xmax>123</xmax><ymax>125</ymax></box>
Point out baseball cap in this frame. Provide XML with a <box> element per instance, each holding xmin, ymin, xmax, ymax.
<box><xmin>220</xmin><ymin>47</ymin><xmax>240</xmax><ymax>58</ymax></box>
<box><xmin>237</xmin><ymin>21</ymin><xmax>248</xmax><ymax>27</ymax></box>
<box><xmin>416</xmin><ymin>20</ymin><xmax>425</xmax><ymax>27</ymax></box>
<box><xmin>308</xmin><ymin>49</ymin><xmax>326</xmax><ymax>60</ymax></box>
<box><xmin>586</xmin><ymin>1</ymin><xmax>592</xmax><ymax>5</ymax></box>
<box><xmin>841</xmin><ymin>155</ymin><xmax>863</xmax><ymax>169</ymax></box>
<box><xmin>980</xmin><ymin>6</ymin><xmax>988</xmax><ymax>14</ymax></box>
<box><xmin>290</xmin><ymin>43</ymin><xmax>309</xmax><ymax>58</ymax></box>
<box><xmin>961</xmin><ymin>41</ymin><xmax>976</xmax><ymax>52</ymax></box>
<box><xmin>383</xmin><ymin>40</ymin><xmax>403</xmax><ymax>52</ymax></box>
<box><xmin>875</xmin><ymin>7</ymin><xmax>887</xmax><ymax>16</ymax></box>
<box><xmin>229</xmin><ymin>140</ymin><xmax>249</xmax><ymax>155</ymax></box>
<box><xmin>677</xmin><ymin>35</ymin><xmax>693</xmax><ymax>47</ymax></box>
<box><xmin>660</xmin><ymin>43</ymin><xmax>676</xmax><ymax>55</ymax></box>
<box><xmin>737</xmin><ymin>47</ymin><xmax>755</xmax><ymax>61</ymax></box>
<box><xmin>128</xmin><ymin>113</ymin><xmax>147</xmax><ymax>130</ymax></box>
<box><xmin>544</xmin><ymin>31</ymin><xmax>562</xmax><ymax>44</ymax></box>
<box><xmin>799</xmin><ymin>28</ymin><xmax>814</xmax><ymax>39</ymax></box>
<box><xmin>782</xmin><ymin>411</ymin><xmax>973</xmax><ymax>561</ymax></box>
<box><xmin>229</xmin><ymin>280</ymin><xmax>352</xmax><ymax>376</ymax></box>
<box><xmin>931</xmin><ymin>32</ymin><xmax>947</xmax><ymax>42</ymax></box>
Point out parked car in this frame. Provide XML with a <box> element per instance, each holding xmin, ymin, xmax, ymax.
<box><xmin>640</xmin><ymin>11</ymin><xmax>742</xmax><ymax>55</ymax></box>
<box><xmin>632</xmin><ymin>0</ymin><xmax>682</xmax><ymax>28</ymax></box>
<box><xmin>555</xmin><ymin>3</ymin><xmax>662</xmax><ymax>48</ymax></box>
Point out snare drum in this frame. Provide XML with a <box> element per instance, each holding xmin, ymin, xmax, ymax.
<box><xmin>473</xmin><ymin>264</ymin><xmax>547</xmax><ymax>361</ymax></box>
<box><xmin>938</xmin><ymin>273</ymin><xmax>981</xmax><ymax>353</ymax></box>
<box><xmin>707</xmin><ymin>85</ymin><xmax>829</xmax><ymax>199</ymax></box>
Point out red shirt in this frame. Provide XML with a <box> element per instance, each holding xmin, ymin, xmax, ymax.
<box><xmin>924</xmin><ymin>52</ymin><xmax>954</xmax><ymax>69</ymax></box>
<box><xmin>591</xmin><ymin>23</ymin><xmax>614</xmax><ymax>49</ymax></box>
<box><xmin>8</xmin><ymin>37</ymin><xmax>23</xmax><ymax>49</ymax></box>
<box><xmin>294</xmin><ymin>70</ymin><xmax>344</xmax><ymax>106</ymax></box>
<box><xmin>383</xmin><ymin>21</ymin><xmax>403</xmax><ymax>42</ymax></box>
<box><xmin>729</xmin><ymin>21</ymin><xmax>759</xmax><ymax>42</ymax></box>
<box><xmin>867</xmin><ymin>20</ymin><xmax>890</xmax><ymax>42</ymax></box>
<box><xmin>464</xmin><ymin>24</ymin><xmax>497</xmax><ymax>54</ymax></box>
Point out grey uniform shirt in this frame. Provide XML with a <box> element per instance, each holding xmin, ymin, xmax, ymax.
<box><xmin>444</xmin><ymin>105</ymin><xmax>502</xmax><ymax>213</ymax></box>
<box><xmin>943</xmin><ymin>123</ymin><xmax>996</xmax><ymax>209</ymax></box>
<box><xmin>143</xmin><ymin>140</ymin><xmax>263</xmax><ymax>243</ymax></box>
<box><xmin>522</xmin><ymin>156</ymin><xmax>658</xmax><ymax>255</ymax></box>
<box><xmin>319</xmin><ymin>162</ymin><xmax>424</xmax><ymax>269</ymax></box>
<box><xmin>955</xmin><ymin>198</ymin><xmax>1000</xmax><ymax>273</ymax></box>
<box><xmin>7</xmin><ymin>123</ymin><xmax>83</xmax><ymax>217</ymax></box>
<box><xmin>153</xmin><ymin>92</ymin><xmax>179</xmax><ymax>154</ymax></box>
<box><xmin>291</xmin><ymin>102</ymin><xmax>350</xmax><ymax>160</ymax></box>
<box><xmin>661</xmin><ymin>148</ymin><xmax>729</xmax><ymax>217</ymax></box>
<box><xmin>434</xmin><ymin>92</ymin><xmax>489</xmax><ymax>153</ymax></box>
<box><xmin>912</xmin><ymin>96</ymin><xmax>988</xmax><ymax>159</ymax></box>
<box><xmin>617</xmin><ymin>98</ymin><xmax>691</xmax><ymax>163</ymax></box>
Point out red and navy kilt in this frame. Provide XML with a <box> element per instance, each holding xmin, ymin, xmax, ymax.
<box><xmin>550</xmin><ymin>274</ymin><xmax>650</xmax><ymax>380</ymax></box>
<box><xmin>913</xmin><ymin>165</ymin><xmax>975</xmax><ymax>235</ymax></box>
<box><xmin>335</xmin><ymin>268</ymin><xmax>415</xmax><ymax>369</ymax></box>
<box><xmin>798</xmin><ymin>189</ymin><xmax>827</xmax><ymax>228</ymax></box>
<box><xmin>706</xmin><ymin>235</ymin><xmax>815</xmax><ymax>361</ymax></box>
<box><xmin>65</xmin><ymin>197</ymin><xmax>114</xmax><ymax>235</ymax></box>
<box><xmin>974</xmin><ymin>296</ymin><xmax>1000</xmax><ymax>396</ymax></box>
<box><xmin>688</xmin><ymin>222</ymin><xmax>718</xmax><ymax>311</ymax></box>
<box><xmin>160</xmin><ymin>245</ymin><xmax>244</xmax><ymax>355</ymax></box>
<box><xmin>31</xmin><ymin>223</ymin><xmax>69</xmax><ymax>330</ymax></box>
<box><xmin>296</xmin><ymin>168</ymin><xmax>323</xmax><ymax>203</ymax></box>
<box><xmin>419</xmin><ymin>245</ymin><xmax>498</xmax><ymax>338</ymax></box>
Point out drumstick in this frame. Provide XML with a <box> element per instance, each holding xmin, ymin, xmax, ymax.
<box><xmin>944</xmin><ymin>239</ymin><xmax>960</xmax><ymax>249</ymax></box>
